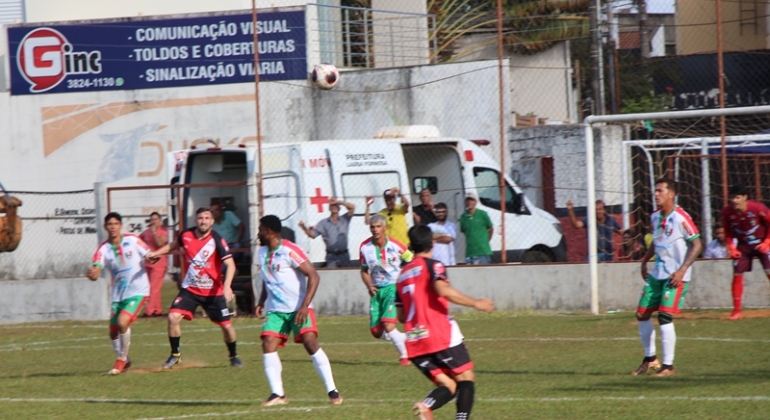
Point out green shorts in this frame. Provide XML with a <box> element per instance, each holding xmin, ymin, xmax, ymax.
<box><xmin>637</xmin><ymin>276</ymin><xmax>690</xmax><ymax>315</ymax></box>
<box><xmin>369</xmin><ymin>284</ymin><xmax>398</xmax><ymax>334</ymax></box>
<box><xmin>110</xmin><ymin>295</ymin><xmax>148</xmax><ymax>327</ymax></box>
<box><xmin>261</xmin><ymin>308</ymin><xmax>318</xmax><ymax>347</ymax></box>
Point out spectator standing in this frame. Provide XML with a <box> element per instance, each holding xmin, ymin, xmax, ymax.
<box><xmin>298</xmin><ymin>197</ymin><xmax>355</xmax><ymax>268</ymax></box>
<box><xmin>140</xmin><ymin>212</ymin><xmax>168</xmax><ymax>317</ymax></box>
<box><xmin>365</xmin><ymin>187</ymin><xmax>410</xmax><ymax>245</ymax></box>
<box><xmin>413</xmin><ymin>189</ymin><xmax>437</xmax><ymax>225</ymax></box>
<box><xmin>427</xmin><ymin>202</ymin><xmax>457</xmax><ymax>266</ymax></box>
<box><xmin>617</xmin><ymin>229</ymin><xmax>645</xmax><ymax>261</ymax></box>
<box><xmin>459</xmin><ymin>193</ymin><xmax>493</xmax><ymax>265</ymax></box>
<box><xmin>703</xmin><ymin>225</ymin><xmax>728</xmax><ymax>259</ymax></box>
<box><xmin>566</xmin><ymin>199</ymin><xmax>622</xmax><ymax>261</ymax></box>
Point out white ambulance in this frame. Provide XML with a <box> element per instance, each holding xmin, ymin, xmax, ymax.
<box><xmin>166</xmin><ymin>126</ymin><xmax>566</xmax><ymax>270</ymax></box>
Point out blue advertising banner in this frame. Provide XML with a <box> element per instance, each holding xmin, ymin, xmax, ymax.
<box><xmin>7</xmin><ymin>10</ymin><xmax>307</xmax><ymax>95</ymax></box>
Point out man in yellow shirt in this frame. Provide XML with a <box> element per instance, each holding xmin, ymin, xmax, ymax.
<box><xmin>365</xmin><ymin>187</ymin><xmax>410</xmax><ymax>245</ymax></box>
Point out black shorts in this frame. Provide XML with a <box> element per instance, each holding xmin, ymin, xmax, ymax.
<box><xmin>411</xmin><ymin>344</ymin><xmax>474</xmax><ymax>382</ymax></box>
<box><xmin>169</xmin><ymin>288</ymin><xmax>231</xmax><ymax>325</ymax></box>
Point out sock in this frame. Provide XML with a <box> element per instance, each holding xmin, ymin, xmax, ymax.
<box><xmin>423</xmin><ymin>386</ymin><xmax>453</xmax><ymax>411</ymax></box>
<box><xmin>455</xmin><ymin>381</ymin><xmax>475</xmax><ymax>420</ymax></box>
<box><xmin>111</xmin><ymin>337</ymin><xmax>121</xmax><ymax>358</ymax></box>
<box><xmin>118</xmin><ymin>328</ymin><xmax>131</xmax><ymax>360</ymax></box>
<box><xmin>263</xmin><ymin>352</ymin><xmax>285</xmax><ymax>397</ymax></box>
<box><xmin>311</xmin><ymin>348</ymin><xmax>337</xmax><ymax>393</ymax></box>
<box><xmin>226</xmin><ymin>341</ymin><xmax>237</xmax><ymax>358</ymax></box>
<box><xmin>660</xmin><ymin>323</ymin><xmax>676</xmax><ymax>366</ymax></box>
<box><xmin>169</xmin><ymin>336</ymin><xmax>181</xmax><ymax>355</ymax></box>
<box><xmin>732</xmin><ymin>274</ymin><xmax>744</xmax><ymax>313</ymax></box>
<box><xmin>388</xmin><ymin>328</ymin><xmax>408</xmax><ymax>359</ymax></box>
<box><xmin>637</xmin><ymin>319</ymin><xmax>656</xmax><ymax>357</ymax></box>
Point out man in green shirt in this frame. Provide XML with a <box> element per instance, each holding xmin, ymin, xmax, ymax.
<box><xmin>459</xmin><ymin>193</ymin><xmax>493</xmax><ymax>264</ymax></box>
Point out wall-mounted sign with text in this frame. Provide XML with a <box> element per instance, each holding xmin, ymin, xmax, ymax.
<box><xmin>7</xmin><ymin>9</ymin><xmax>306</xmax><ymax>95</ymax></box>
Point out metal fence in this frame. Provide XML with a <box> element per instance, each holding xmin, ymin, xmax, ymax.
<box><xmin>0</xmin><ymin>190</ymin><xmax>95</xmax><ymax>280</ymax></box>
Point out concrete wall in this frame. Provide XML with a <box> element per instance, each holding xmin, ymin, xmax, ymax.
<box><xmin>0</xmin><ymin>277</ymin><xmax>110</xmax><ymax>324</ymax></box>
<box><xmin>2</xmin><ymin>259</ymin><xmax>766</xmax><ymax>323</ymax></box>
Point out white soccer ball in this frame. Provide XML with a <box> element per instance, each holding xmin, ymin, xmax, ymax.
<box><xmin>311</xmin><ymin>63</ymin><xmax>339</xmax><ymax>90</ymax></box>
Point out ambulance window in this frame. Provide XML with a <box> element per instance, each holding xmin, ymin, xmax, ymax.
<box><xmin>263</xmin><ymin>175</ymin><xmax>299</xmax><ymax>219</ymax></box>
<box><xmin>472</xmin><ymin>167</ymin><xmax>529</xmax><ymax>215</ymax></box>
<box><xmin>413</xmin><ymin>177</ymin><xmax>438</xmax><ymax>194</ymax></box>
<box><xmin>341</xmin><ymin>171</ymin><xmax>401</xmax><ymax>215</ymax></box>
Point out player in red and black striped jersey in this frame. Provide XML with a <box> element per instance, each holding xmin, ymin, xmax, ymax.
<box><xmin>396</xmin><ymin>225</ymin><xmax>494</xmax><ymax>420</ymax></box>
<box><xmin>720</xmin><ymin>185</ymin><xmax>770</xmax><ymax>320</ymax></box>
<box><xmin>146</xmin><ymin>207</ymin><xmax>242</xmax><ymax>369</ymax></box>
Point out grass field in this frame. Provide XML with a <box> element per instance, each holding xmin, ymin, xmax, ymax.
<box><xmin>1</xmin><ymin>282</ymin><xmax>769</xmax><ymax>420</ymax></box>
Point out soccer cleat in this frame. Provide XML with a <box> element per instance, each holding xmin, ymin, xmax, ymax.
<box><xmin>328</xmin><ymin>389</ymin><xmax>343</xmax><ymax>405</ymax></box>
<box><xmin>631</xmin><ymin>357</ymin><xmax>661</xmax><ymax>376</ymax></box>
<box><xmin>162</xmin><ymin>353</ymin><xmax>182</xmax><ymax>370</ymax></box>
<box><xmin>229</xmin><ymin>356</ymin><xmax>244</xmax><ymax>368</ymax></box>
<box><xmin>729</xmin><ymin>311</ymin><xmax>744</xmax><ymax>321</ymax></box>
<box><xmin>400</xmin><ymin>357</ymin><xmax>411</xmax><ymax>367</ymax></box>
<box><xmin>123</xmin><ymin>358</ymin><xmax>132</xmax><ymax>372</ymax></box>
<box><xmin>108</xmin><ymin>359</ymin><xmax>126</xmax><ymax>375</ymax></box>
<box><xmin>261</xmin><ymin>393</ymin><xmax>288</xmax><ymax>407</ymax></box>
<box><xmin>652</xmin><ymin>365</ymin><xmax>676</xmax><ymax>377</ymax></box>
<box><xmin>412</xmin><ymin>401</ymin><xmax>434</xmax><ymax>420</ymax></box>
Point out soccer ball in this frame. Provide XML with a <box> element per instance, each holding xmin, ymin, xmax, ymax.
<box><xmin>311</xmin><ymin>63</ymin><xmax>339</xmax><ymax>90</ymax></box>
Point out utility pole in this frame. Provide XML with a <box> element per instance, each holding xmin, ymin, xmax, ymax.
<box><xmin>607</xmin><ymin>1</ymin><xmax>618</xmax><ymax>114</ymax></box>
<box><xmin>591</xmin><ymin>0</ymin><xmax>606</xmax><ymax>115</ymax></box>
<box><xmin>639</xmin><ymin>0</ymin><xmax>650</xmax><ymax>58</ymax></box>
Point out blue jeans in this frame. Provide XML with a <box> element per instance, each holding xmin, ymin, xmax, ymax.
<box><xmin>466</xmin><ymin>255</ymin><xmax>492</xmax><ymax>265</ymax></box>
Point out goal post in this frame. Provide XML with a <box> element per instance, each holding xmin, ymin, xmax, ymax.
<box><xmin>584</xmin><ymin>105</ymin><xmax>770</xmax><ymax>315</ymax></box>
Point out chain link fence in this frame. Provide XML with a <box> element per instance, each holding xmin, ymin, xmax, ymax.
<box><xmin>0</xmin><ymin>190</ymin><xmax>95</xmax><ymax>280</ymax></box>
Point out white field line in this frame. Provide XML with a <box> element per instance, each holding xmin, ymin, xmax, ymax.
<box><xmin>2</xmin><ymin>335</ymin><xmax>769</xmax><ymax>353</ymax></box>
<box><xmin>1</xmin><ymin>396</ymin><xmax>769</xmax><ymax>406</ymax></box>
<box><xmin>135</xmin><ymin>406</ymin><xmax>330</xmax><ymax>420</ymax></box>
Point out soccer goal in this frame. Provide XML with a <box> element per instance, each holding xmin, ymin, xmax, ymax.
<box><xmin>583</xmin><ymin>105</ymin><xmax>770</xmax><ymax>314</ymax></box>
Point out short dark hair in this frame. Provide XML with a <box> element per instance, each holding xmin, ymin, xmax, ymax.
<box><xmin>408</xmin><ymin>224</ymin><xmax>434</xmax><ymax>253</ymax></box>
<box><xmin>713</xmin><ymin>224</ymin><xmax>723</xmax><ymax>233</ymax></box>
<box><xmin>260</xmin><ymin>215</ymin><xmax>282</xmax><ymax>234</ymax></box>
<box><xmin>655</xmin><ymin>177</ymin><xmax>677</xmax><ymax>194</ymax></box>
<box><xmin>435</xmin><ymin>202</ymin><xmax>448</xmax><ymax>210</ymax></box>
<box><xmin>729</xmin><ymin>185</ymin><xmax>748</xmax><ymax>197</ymax></box>
<box><xmin>196</xmin><ymin>207</ymin><xmax>212</xmax><ymax>215</ymax></box>
<box><xmin>149</xmin><ymin>211</ymin><xmax>161</xmax><ymax>219</ymax></box>
<box><xmin>104</xmin><ymin>212</ymin><xmax>122</xmax><ymax>223</ymax></box>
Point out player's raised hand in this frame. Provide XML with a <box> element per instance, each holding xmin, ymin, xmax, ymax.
<box><xmin>254</xmin><ymin>304</ymin><xmax>265</xmax><ymax>319</ymax></box>
<box><xmin>86</xmin><ymin>265</ymin><xmax>100</xmax><ymax>281</ymax></box>
<box><xmin>473</xmin><ymin>298</ymin><xmax>494</xmax><ymax>313</ymax></box>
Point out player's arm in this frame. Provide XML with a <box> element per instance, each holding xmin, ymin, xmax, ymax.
<box><xmin>433</xmin><ymin>280</ymin><xmax>494</xmax><ymax>312</ymax></box>
<box><xmin>756</xmin><ymin>207</ymin><xmax>770</xmax><ymax>253</ymax></box>
<box><xmin>222</xmin><ymin>257</ymin><xmax>236</xmax><ymax>301</ymax></box>
<box><xmin>394</xmin><ymin>188</ymin><xmax>409</xmax><ymax>212</ymax></box>
<box><xmin>254</xmin><ymin>281</ymin><xmax>268</xmax><ymax>318</ymax></box>
<box><xmin>721</xmin><ymin>210</ymin><xmax>741</xmax><ymax>258</ymax></box>
<box><xmin>294</xmin><ymin>261</ymin><xmax>320</xmax><ymax>325</ymax></box>
<box><xmin>360</xmin><ymin>266</ymin><xmax>377</xmax><ymax>297</ymax></box>
<box><xmin>87</xmin><ymin>247</ymin><xmax>105</xmax><ymax>281</ymax></box>
<box><xmin>639</xmin><ymin>236</ymin><xmax>656</xmax><ymax>280</ymax></box>
<box><xmin>669</xmin><ymin>236</ymin><xmax>702</xmax><ymax>287</ymax></box>
<box><xmin>147</xmin><ymin>237</ymin><xmax>180</xmax><ymax>260</ymax></box>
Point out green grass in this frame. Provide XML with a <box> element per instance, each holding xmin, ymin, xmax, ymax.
<box><xmin>1</xmin><ymin>282</ymin><xmax>769</xmax><ymax>419</ymax></box>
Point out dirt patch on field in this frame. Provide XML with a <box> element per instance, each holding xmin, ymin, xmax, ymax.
<box><xmin>123</xmin><ymin>363</ymin><xmax>206</xmax><ymax>374</ymax></box>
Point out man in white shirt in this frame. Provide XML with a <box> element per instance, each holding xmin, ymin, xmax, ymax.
<box><xmin>427</xmin><ymin>202</ymin><xmax>456</xmax><ymax>266</ymax></box>
<box><xmin>703</xmin><ymin>225</ymin><xmax>728</xmax><ymax>259</ymax></box>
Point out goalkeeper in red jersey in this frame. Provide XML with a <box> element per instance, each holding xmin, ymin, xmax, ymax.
<box><xmin>720</xmin><ymin>185</ymin><xmax>770</xmax><ymax>320</ymax></box>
